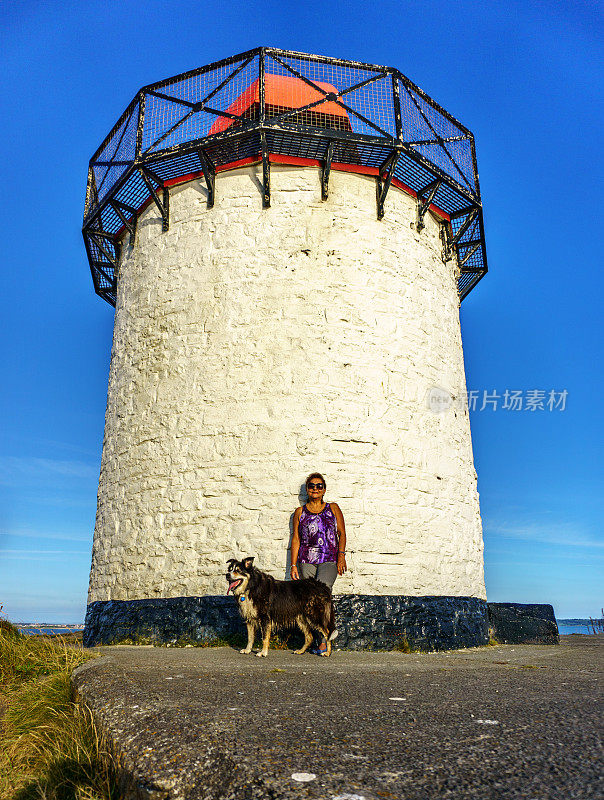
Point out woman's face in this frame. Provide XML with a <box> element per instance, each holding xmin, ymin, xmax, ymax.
<box><xmin>306</xmin><ymin>478</ymin><xmax>326</xmax><ymax>501</ymax></box>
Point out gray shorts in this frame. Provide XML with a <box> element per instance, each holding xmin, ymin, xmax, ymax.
<box><xmin>298</xmin><ymin>561</ymin><xmax>338</xmax><ymax>589</ymax></box>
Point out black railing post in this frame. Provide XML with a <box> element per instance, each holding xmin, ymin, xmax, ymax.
<box><xmin>321</xmin><ymin>141</ymin><xmax>334</xmax><ymax>201</ymax></box>
<box><xmin>84</xmin><ymin>166</ymin><xmax>96</xmax><ymax>219</ymax></box>
<box><xmin>469</xmin><ymin>135</ymin><xmax>480</xmax><ymax>201</ymax></box>
<box><xmin>259</xmin><ymin>48</ymin><xmax>266</xmax><ymax>126</ymax></box>
<box><xmin>136</xmin><ymin>91</ymin><xmax>146</xmax><ymax>159</ymax></box>
<box><xmin>139</xmin><ymin>167</ymin><xmax>169</xmax><ymax>231</ymax></box>
<box><xmin>198</xmin><ymin>149</ymin><xmax>216</xmax><ymax>207</ymax></box>
<box><xmin>162</xmin><ymin>187</ymin><xmax>170</xmax><ymax>232</ymax></box>
<box><xmin>259</xmin><ymin>48</ymin><xmax>270</xmax><ymax>208</ymax></box>
<box><xmin>392</xmin><ymin>73</ymin><xmax>403</xmax><ymax>143</ymax></box>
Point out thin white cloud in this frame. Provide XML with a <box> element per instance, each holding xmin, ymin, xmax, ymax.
<box><xmin>0</xmin><ymin>550</ymin><xmax>89</xmax><ymax>559</ymax></box>
<box><xmin>18</xmin><ymin>495</ymin><xmax>93</xmax><ymax>509</ymax></box>
<box><xmin>31</xmin><ymin>438</ymin><xmax>99</xmax><ymax>458</ymax></box>
<box><xmin>486</xmin><ymin>520</ymin><xmax>604</xmax><ymax>549</ymax></box>
<box><xmin>488</xmin><ymin>560</ymin><xmax>601</xmax><ymax>567</ymax></box>
<box><xmin>1</xmin><ymin>549</ymin><xmax>89</xmax><ymax>554</ymax></box>
<box><xmin>0</xmin><ymin>528</ymin><xmax>91</xmax><ymax>543</ymax></box>
<box><xmin>0</xmin><ymin>456</ymin><xmax>97</xmax><ymax>483</ymax></box>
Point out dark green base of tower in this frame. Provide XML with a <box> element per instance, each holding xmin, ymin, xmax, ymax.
<box><xmin>84</xmin><ymin>595</ymin><xmax>492</xmax><ymax>651</ymax></box>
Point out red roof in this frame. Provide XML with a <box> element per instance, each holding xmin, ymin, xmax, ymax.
<box><xmin>208</xmin><ymin>73</ymin><xmax>350</xmax><ymax>135</ymax></box>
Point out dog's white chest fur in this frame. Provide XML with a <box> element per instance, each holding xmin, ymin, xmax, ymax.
<box><xmin>237</xmin><ymin>594</ymin><xmax>258</xmax><ymax>621</ymax></box>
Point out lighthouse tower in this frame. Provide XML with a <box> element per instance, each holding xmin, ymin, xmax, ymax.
<box><xmin>83</xmin><ymin>49</ymin><xmax>489</xmax><ymax>649</ymax></box>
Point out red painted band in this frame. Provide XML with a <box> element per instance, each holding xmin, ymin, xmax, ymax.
<box><xmin>112</xmin><ymin>153</ymin><xmax>450</xmax><ymax>238</ymax></box>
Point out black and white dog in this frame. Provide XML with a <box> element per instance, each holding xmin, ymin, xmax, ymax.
<box><xmin>226</xmin><ymin>557</ymin><xmax>337</xmax><ymax>657</ymax></box>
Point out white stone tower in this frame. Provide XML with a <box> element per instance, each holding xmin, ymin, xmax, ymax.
<box><xmin>83</xmin><ymin>49</ymin><xmax>489</xmax><ymax>649</ymax></box>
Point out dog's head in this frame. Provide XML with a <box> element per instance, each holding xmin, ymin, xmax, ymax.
<box><xmin>226</xmin><ymin>557</ymin><xmax>255</xmax><ymax>596</ymax></box>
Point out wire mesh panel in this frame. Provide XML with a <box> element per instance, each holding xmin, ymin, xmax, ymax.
<box><xmin>143</xmin><ymin>55</ymin><xmax>261</xmax><ymax>153</ymax></box>
<box><xmin>398</xmin><ymin>78</ymin><xmax>477</xmax><ymax>194</ymax></box>
<box><xmin>83</xmin><ymin>47</ymin><xmax>488</xmax><ymax>305</ymax></box>
<box><xmin>90</xmin><ymin>100</ymin><xmax>139</xmax><ymax>208</ymax></box>
<box><xmin>263</xmin><ymin>52</ymin><xmax>396</xmax><ymax>141</ymax></box>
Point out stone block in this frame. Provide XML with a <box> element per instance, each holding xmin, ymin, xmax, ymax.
<box><xmin>488</xmin><ymin>602</ymin><xmax>559</xmax><ymax>644</ymax></box>
<box><xmin>84</xmin><ymin>594</ymin><xmax>489</xmax><ymax>651</ymax></box>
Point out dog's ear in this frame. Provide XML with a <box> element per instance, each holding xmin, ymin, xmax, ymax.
<box><xmin>242</xmin><ymin>556</ymin><xmax>255</xmax><ymax>570</ymax></box>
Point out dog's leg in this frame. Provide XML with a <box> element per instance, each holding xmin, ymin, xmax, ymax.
<box><xmin>310</xmin><ymin>616</ymin><xmax>332</xmax><ymax>657</ymax></box>
<box><xmin>240</xmin><ymin>622</ymin><xmax>256</xmax><ymax>655</ymax></box>
<box><xmin>327</xmin><ymin>601</ymin><xmax>338</xmax><ymax>641</ymax></box>
<box><xmin>302</xmin><ymin>600</ymin><xmax>335</xmax><ymax>657</ymax></box>
<box><xmin>293</xmin><ymin>618</ymin><xmax>313</xmax><ymax>654</ymax></box>
<box><xmin>314</xmin><ymin>627</ymin><xmax>332</xmax><ymax>657</ymax></box>
<box><xmin>257</xmin><ymin>622</ymin><xmax>272</xmax><ymax>657</ymax></box>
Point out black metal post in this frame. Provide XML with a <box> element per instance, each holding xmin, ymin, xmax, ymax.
<box><xmin>443</xmin><ymin>208</ymin><xmax>478</xmax><ymax>261</ymax></box>
<box><xmin>135</xmin><ymin>91</ymin><xmax>146</xmax><ymax>158</ymax></box>
<box><xmin>392</xmin><ymin>75</ymin><xmax>403</xmax><ymax>142</ymax></box>
<box><xmin>162</xmin><ymin>187</ymin><xmax>169</xmax><ymax>233</ymax></box>
<box><xmin>88</xmin><ymin>231</ymin><xmax>118</xmax><ymax>269</ymax></box>
<box><xmin>110</xmin><ymin>200</ymin><xmax>137</xmax><ymax>245</ymax></box>
<box><xmin>139</xmin><ymin>167</ymin><xmax>169</xmax><ymax>231</ymax></box>
<box><xmin>449</xmin><ymin>208</ymin><xmax>478</xmax><ymax>246</ymax></box>
<box><xmin>416</xmin><ymin>179</ymin><xmax>442</xmax><ymax>231</ymax></box>
<box><xmin>259</xmin><ymin>50</ymin><xmax>270</xmax><ymax>208</ymax></box>
<box><xmin>84</xmin><ymin>167</ymin><xmax>95</xmax><ymax>219</ymax></box>
<box><xmin>198</xmin><ymin>149</ymin><xmax>216</xmax><ymax>207</ymax></box>
<box><xmin>376</xmin><ymin>151</ymin><xmax>398</xmax><ymax>220</ymax></box>
<box><xmin>321</xmin><ymin>141</ymin><xmax>334</xmax><ymax>201</ymax></box>
<box><xmin>261</xmin><ymin>132</ymin><xmax>270</xmax><ymax>208</ymax></box>
<box><xmin>458</xmin><ymin>243</ymin><xmax>481</xmax><ymax>267</ymax></box>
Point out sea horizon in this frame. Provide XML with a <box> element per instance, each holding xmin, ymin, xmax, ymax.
<box><xmin>9</xmin><ymin>619</ymin><xmax>601</xmax><ymax>637</ymax></box>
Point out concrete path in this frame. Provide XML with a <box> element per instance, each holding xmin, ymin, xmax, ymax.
<box><xmin>72</xmin><ymin>636</ymin><xmax>603</xmax><ymax>800</ymax></box>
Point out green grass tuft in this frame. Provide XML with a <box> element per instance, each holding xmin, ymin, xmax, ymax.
<box><xmin>392</xmin><ymin>635</ymin><xmax>412</xmax><ymax>653</ymax></box>
<box><xmin>0</xmin><ymin>609</ymin><xmax>117</xmax><ymax>799</ymax></box>
<box><xmin>0</xmin><ymin>617</ymin><xmax>20</xmax><ymax>637</ymax></box>
<box><xmin>487</xmin><ymin>628</ymin><xmax>499</xmax><ymax>646</ymax></box>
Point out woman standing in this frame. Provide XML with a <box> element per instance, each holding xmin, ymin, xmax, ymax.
<box><xmin>290</xmin><ymin>472</ymin><xmax>347</xmax><ymax>655</ymax></box>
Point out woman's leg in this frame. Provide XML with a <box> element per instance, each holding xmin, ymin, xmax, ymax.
<box><xmin>313</xmin><ymin>562</ymin><xmax>338</xmax><ymax>655</ymax></box>
<box><xmin>298</xmin><ymin>563</ymin><xmax>317</xmax><ymax>580</ymax></box>
<box><xmin>314</xmin><ymin>562</ymin><xmax>337</xmax><ymax>590</ymax></box>
<box><xmin>296</xmin><ymin>563</ymin><xmax>322</xmax><ymax>652</ymax></box>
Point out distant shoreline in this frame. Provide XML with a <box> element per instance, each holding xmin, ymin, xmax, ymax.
<box><xmin>9</xmin><ymin>619</ymin><xmax>597</xmax><ymax>631</ymax></box>
<box><xmin>10</xmin><ymin>619</ymin><xmax>598</xmax><ymax>627</ymax></box>
<box><xmin>15</xmin><ymin>624</ymin><xmax>85</xmax><ymax>631</ymax></box>
<box><xmin>557</xmin><ymin>619</ymin><xmax>597</xmax><ymax>626</ymax></box>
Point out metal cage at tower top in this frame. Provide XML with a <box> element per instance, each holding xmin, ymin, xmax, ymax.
<box><xmin>82</xmin><ymin>47</ymin><xmax>488</xmax><ymax>306</ymax></box>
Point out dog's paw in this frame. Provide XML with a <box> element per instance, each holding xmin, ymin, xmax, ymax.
<box><xmin>293</xmin><ymin>648</ymin><xmax>306</xmax><ymax>655</ymax></box>
<box><xmin>239</xmin><ymin>648</ymin><xmax>252</xmax><ymax>654</ymax></box>
<box><xmin>256</xmin><ymin>651</ymin><xmax>268</xmax><ymax>658</ymax></box>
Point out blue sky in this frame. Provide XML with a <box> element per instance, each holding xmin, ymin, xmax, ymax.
<box><xmin>1</xmin><ymin>0</ymin><xmax>602</xmax><ymax>623</ymax></box>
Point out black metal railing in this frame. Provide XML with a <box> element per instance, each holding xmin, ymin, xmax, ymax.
<box><xmin>83</xmin><ymin>47</ymin><xmax>487</xmax><ymax>306</ymax></box>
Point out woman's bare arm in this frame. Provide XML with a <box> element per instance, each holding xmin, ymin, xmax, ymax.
<box><xmin>331</xmin><ymin>502</ymin><xmax>347</xmax><ymax>575</ymax></box>
<box><xmin>290</xmin><ymin>507</ymin><xmax>302</xmax><ymax>579</ymax></box>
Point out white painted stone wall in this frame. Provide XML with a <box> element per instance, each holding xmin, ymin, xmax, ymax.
<box><xmin>88</xmin><ymin>164</ymin><xmax>486</xmax><ymax>602</ymax></box>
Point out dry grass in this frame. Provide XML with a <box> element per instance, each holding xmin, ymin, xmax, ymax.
<box><xmin>588</xmin><ymin>608</ymin><xmax>604</xmax><ymax>635</ymax></box>
<box><xmin>0</xmin><ymin>612</ymin><xmax>116</xmax><ymax>800</ymax></box>
<box><xmin>392</xmin><ymin>635</ymin><xmax>412</xmax><ymax>653</ymax></box>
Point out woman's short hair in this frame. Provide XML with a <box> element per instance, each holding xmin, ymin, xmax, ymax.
<box><xmin>305</xmin><ymin>472</ymin><xmax>326</xmax><ymax>488</ymax></box>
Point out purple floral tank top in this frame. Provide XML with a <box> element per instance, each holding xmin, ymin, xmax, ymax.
<box><xmin>298</xmin><ymin>503</ymin><xmax>338</xmax><ymax>565</ymax></box>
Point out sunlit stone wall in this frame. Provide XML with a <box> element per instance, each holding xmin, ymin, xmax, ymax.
<box><xmin>88</xmin><ymin>164</ymin><xmax>485</xmax><ymax>601</ymax></box>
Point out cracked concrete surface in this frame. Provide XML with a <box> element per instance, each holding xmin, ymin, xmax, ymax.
<box><xmin>72</xmin><ymin>635</ymin><xmax>603</xmax><ymax>799</ymax></box>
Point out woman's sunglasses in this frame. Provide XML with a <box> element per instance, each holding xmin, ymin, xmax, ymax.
<box><xmin>307</xmin><ymin>482</ymin><xmax>324</xmax><ymax>490</ymax></box>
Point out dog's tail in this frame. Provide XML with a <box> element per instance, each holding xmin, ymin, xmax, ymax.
<box><xmin>327</xmin><ymin>601</ymin><xmax>338</xmax><ymax>641</ymax></box>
